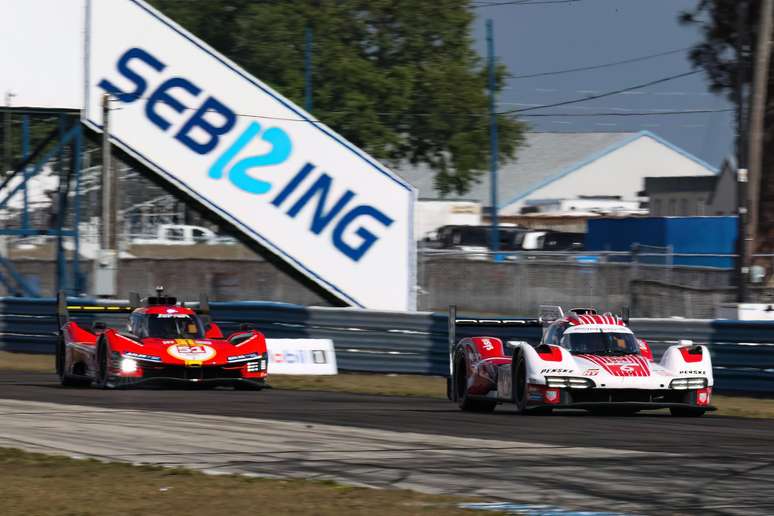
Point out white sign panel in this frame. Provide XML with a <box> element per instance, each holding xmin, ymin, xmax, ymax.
<box><xmin>266</xmin><ymin>339</ymin><xmax>338</xmax><ymax>376</ymax></box>
<box><xmin>84</xmin><ymin>0</ymin><xmax>415</xmax><ymax>309</ymax></box>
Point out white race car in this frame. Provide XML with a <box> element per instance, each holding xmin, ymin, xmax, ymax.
<box><xmin>449</xmin><ymin>306</ymin><xmax>714</xmax><ymax>416</ymax></box>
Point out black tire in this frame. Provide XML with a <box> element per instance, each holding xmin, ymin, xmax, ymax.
<box><xmin>55</xmin><ymin>336</ymin><xmax>65</xmax><ymax>377</ymax></box>
<box><xmin>94</xmin><ymin>339</ymin><xmax>112</xmax><ymax>389</ymax></box>
<box><xmin>455</xmin><ymin>354</ymin><xmax>496</xmax><ymax>413</ymax></box>
<box><xmin>670</xmin><ymin>407</ymin><xmax>706</xmax><ymax>417</ymax></box>
<box><xmin>57</xmin><ymin>337</ymin><xmax>92</xmax><ymax>387</ymax></box>
<box><xmin>512</xmin><ymin>351</ymin><xmax>529</xmax><ymax>414</ymax></box>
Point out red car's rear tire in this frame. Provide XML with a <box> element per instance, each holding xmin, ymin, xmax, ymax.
<box><xmin>94</xmin><ymin>339</ymin><xmax>112</xmax><ymax>389</ymax></box>
<box><xmin>455</xmin><ymin>354</ymin><xmax>496</xmax><ymax>413</ymax></box>
<box><xmin>512</xmin><ymin>351</ymin><xmax>529</xmax><ymax>414</ymax></box>
<box><xmin>57</xmin><ymin>337</ymin><xmax>91</xmax><ymax>388</ymax></box>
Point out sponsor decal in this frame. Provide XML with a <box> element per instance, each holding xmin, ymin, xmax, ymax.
<box><xmin>679</xmin><ymin>370</ymin><xmax>706</xmax><ymax>375</ymax></box>
<box><xmin>481</xmin><ymin>339</ymin><xmax>494</xmax><ymax>352</ymax></box>
<box><xmin>272</xmin><ymin>349</ymin><xmax>328</xmax><ymax>365</ymax></box>
<box><xmin>123</xmin><ymin>352</ymin><xmax>162</xmax><ymax>363</ymax></box>
<box><xmin>583</xmin><ymin>368</ymin><xmax>599</xmax><ymax>377</ymax></box>
<box><xmin>156</xmin><ymin>313</ymin><xmax>189</xmax><ymax>318</ymax></box>
<box><xmin>577</xmin><ymin>354</ymin><xmax>651</xmax><ymax>377</ymax></box>
<box><xmin>527</xmin><ymin>384</ymin><xmax>545</xmax><ymax>401</ymax></box>
<box><xmin>696</xmin><ymin>387</ymin><xmax>712</xmax><ymax>406</ymax></box>
<box><xmin>265</xmin><ymin>339</ymin><xmax>337</xmax><ymax>375</ymax></box>
<box><xmin>227</xmin><ymin>353</ymin><xmax>261</xmax><ymax>363</ymax></box>
<box><xmin>167</xmin><ymin>341</ymin><xmax>217</xmax><ymax>362</ymax></box>
<box><xmin>540</xmin><ymin>368</ymin><xmax>573</xmax><ymax>374</ymax></box>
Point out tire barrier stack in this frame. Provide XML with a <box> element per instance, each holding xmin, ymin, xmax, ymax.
<box><xmin>1</xmin><ymin>297</ymin><xmax>773</xmax><ymax>394</ymax></box>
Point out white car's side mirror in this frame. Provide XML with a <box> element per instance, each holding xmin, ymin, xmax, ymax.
<box><xmin>678</xmin><ymin>339</ymin><xmax>694</xmax><ymax>347</ymax></box>
<box><xmin>507</xmin><ymin>341</ymin><xmax>529</xmax><ymax>349</ymax></box>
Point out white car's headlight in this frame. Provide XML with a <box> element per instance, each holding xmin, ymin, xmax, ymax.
<box><xmin>545</xmin><ymin>376</ymin><xmax>594</xmax><ymax>389</ymax></box>
<box><xmin>120</xmin><ymin>357</ymin><xmax>138</xmax><ymax>374</ymax></box>
<box><xmin>670</xmin><ymin>377</ymin><xmax>707</xmax><ymax>390</ymax></box>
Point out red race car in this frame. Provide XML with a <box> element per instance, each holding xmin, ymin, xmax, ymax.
<box><xmin>55</xmin><ymin>288</ymin><xmax>268</xmax><ymax>389</ymax></box>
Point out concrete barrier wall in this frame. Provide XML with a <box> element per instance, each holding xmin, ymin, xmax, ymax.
<box><xmin>6</xmin><ymin>255</ymin><xmax>739</xmax><ymax>317</ymax></box>
<box><xmin>417</xmin><ymin>257</ymin><xmax>733</xmax><ymax>315</ymax></box>
<box><xmin>8</xmin><ymin>258</ymin><xmax>329</xmax><ymax>306</ymax></box>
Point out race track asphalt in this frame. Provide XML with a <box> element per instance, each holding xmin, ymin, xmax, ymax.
<box><xmin>2</xmin><ymin>370</ymin><xmax>774</xmax><ymax>514</ymax></box>
<box><xmin>1</xmin><ymin>371</ymin><xmax>771</xmax><ymax>455</ymax></box>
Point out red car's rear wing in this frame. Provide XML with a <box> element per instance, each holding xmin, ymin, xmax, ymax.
<box><xmin>56</xmin><ymin>291</ymin><xmax>133</xmax><ymax>327</ymax></box>
<box><xmin>447</xmin><ymin>305</ymin><xmax>542</xmax><ymax>374</ymax></box>
<box><xmin>56</xmin><ymin>290</ymin><xmax>213</xmax><ymax>328</ymax></box>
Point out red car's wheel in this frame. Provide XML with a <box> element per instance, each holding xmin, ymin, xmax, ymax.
<box><xmin>94</xmin><ymin>338</ymin><xmax>112</xmax><ymax>389</ymax></box>
<box><xmin>455</xmin><ymin>353</ymin><xmax>496</xmax><ymax>413</ymax></box>
<box><xmin>512</xmin><ymin>351</ymin><xmax>528</xmax><ymax>414</ymax></box>
<box><xmin>57</xmin><ymin>336</ymin><xmax>91</xmax><ymax>388</ymax></box>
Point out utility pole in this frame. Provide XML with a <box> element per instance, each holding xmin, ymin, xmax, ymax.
<box><xmin>736</xmin><ymin>0</ymin><xmax>750</xmax><ymax>303</ymax></box>
<box><xmin>304</xmin><ymin>27</ymin><xmax>313</xmax><ymax>113</ymax></box>
<box><xmin>3</xmin><ymin>92</ymin><xmax>14</xmax><ymax>177</ymax></box>
<box><xmin>95</xmin><ymin>93</ymin><xmax>117</xmax><ymax>297</ymax></box>
<box><xmin>486</xmin><ymin>19</ymin><xmax>499</xmax><ymax>254</ymax></box>
<box><xmin>746</xmin><ymin>0</ymin><xmax>774</xmax><ymax>281</ymax></box>
<box><xmin>102</xmin><ymin>94</ymin><xmax>113</xmax><ymax>250</ymax></box>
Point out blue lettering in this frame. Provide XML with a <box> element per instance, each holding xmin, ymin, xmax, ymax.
<box><xmin>333</xmin><ymin>206</ymin><xmax>394</xmax><ymax>261</ymax></box>
<box><xmin>145</xmin><ymin>77</ymin><xmax>201</xmax><ymax>131</ymax></box>
<box><xmin>287</xmin><ymin>173</ymin><xmax>355</xmax><ymax>235</ymax></box>
<box><xmin>175</xmin><ymin>96</ymin><xmax>236</xmax><ymax>154</ymax></box>
<box><xmin>271</xmin><ymin>163</ymin><xmax>315</xmax><ymax>207</ymax></box>
<box><xmin>99</xmin><ymin>47</ymin><xmax>397</xmax><ymax>263</ymax></box>
<box><xmin>209</xmin><ymin>122</ymin><xmax>292</xmax><ymax>194</ymax></box>
<box><xmin>98</xmin><ymin>47</ymin><xmax>165</xmax><ymax>103</ymax></box>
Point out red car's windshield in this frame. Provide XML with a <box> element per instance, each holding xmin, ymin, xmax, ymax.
<box><xmin>144</xmin><ymin>314</ymin><xmax>204</xmax><ymax>339</ymax></box>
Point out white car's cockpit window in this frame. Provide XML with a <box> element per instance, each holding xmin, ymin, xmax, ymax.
<box><xmin>560</xmin><ymin>331</ymin><xmax>639</xmax><ymax>355</ymax></box>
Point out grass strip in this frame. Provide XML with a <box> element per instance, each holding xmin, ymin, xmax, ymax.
<box><xmin>0</xmin><ymin>447</ymin><xmax>484</xmax><ymax>516</ymax></box>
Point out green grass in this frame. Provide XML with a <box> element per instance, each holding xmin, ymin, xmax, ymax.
<box><xmin>2</xmin><ymin>351</ymin><xmax>774</xmax><ymax>418</ymax></box>
<box><xmin>0</xmin><ymin>447</ymin><xmax>486</xmax><ymax>516</ymax></box>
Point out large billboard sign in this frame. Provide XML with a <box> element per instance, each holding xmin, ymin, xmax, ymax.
<box><xmin>83</xmin><ymin>0</ymin><xmax>415</xmax><ymax>310</ymax></box>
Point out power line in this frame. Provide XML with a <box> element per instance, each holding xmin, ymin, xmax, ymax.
<box><xmin>471</xmin><ymin>0</ymin><xmax>583</xmax><ymax>8</ymax></box>
<box><xmin>508</xmin><ymin>47</ymin><xmax>691</xmax><ymax>79</ymax></box>
<box><xmin>514</xmin><ymin>108</ymin><xmax>733</xmax><ymax>117</ymax></box>
<box><xmin>500</xmin><ymin>70</ymin><xmax>703</xmax><ymax>114</ymax></box>
<box><xmin>109</xmin><ymin>84</ymin><xmax>724</xmax><ymax>122</ymax></box>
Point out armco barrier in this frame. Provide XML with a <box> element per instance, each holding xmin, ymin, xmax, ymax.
<box><xmin>1</xmin><ymin>297</ymin><xmax>773</xmax><ymax>393</ymax></box>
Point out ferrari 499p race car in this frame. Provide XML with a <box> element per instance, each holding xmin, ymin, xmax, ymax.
<box><xmin>56</xmin><ymin>289</ymin><xmax>268</xmax><ymax>389</ymax></box>
<box><xmin>449</xmin><ymin>305</ymin><xmax>714</xmax><ymax>416</ymax></box>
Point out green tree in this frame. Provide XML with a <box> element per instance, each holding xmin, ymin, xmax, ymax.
<box><xmin>149</xmin><ymin>0</ymin><xmax>525</xmax><ymax>196</ymax></box>
<box><xmin>680</xmin><ymin>1</ymin><xmax>774</xmax><ymax>251</ymax></box>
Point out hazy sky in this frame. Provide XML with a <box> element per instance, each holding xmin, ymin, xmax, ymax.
<box><xmin>472</xmin><ymin>0</ymin><xmax>734</xmax><ymax>169</ymax></box>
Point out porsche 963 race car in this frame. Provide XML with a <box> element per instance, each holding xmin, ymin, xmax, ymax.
<box><xmin>56</xmin><ymin>288</ymin><xmax>268</xmax><ymax>389</ymax></box>
<box><xmin>449</xmin><ymin>305</ymin><xmax>714</xmax><ymax>416</ymax></box>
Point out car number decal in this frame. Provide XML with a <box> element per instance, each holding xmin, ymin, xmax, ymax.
<box><xmin>167</xmin><ymin>341</ymin><xmax>217</xmax><ymax>362</ymax></box>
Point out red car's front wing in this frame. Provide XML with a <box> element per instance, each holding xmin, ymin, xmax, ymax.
<box><xmin>104</xmin><ymin>352</ymin><xmax>268</xmax><ymax>388</ymax></box>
